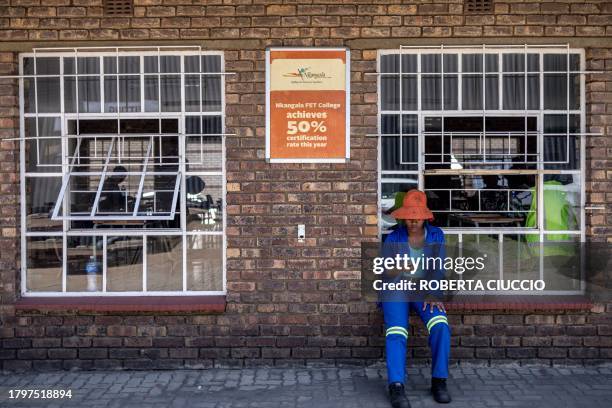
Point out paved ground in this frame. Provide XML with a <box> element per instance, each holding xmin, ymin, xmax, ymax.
<box><xmin>1</xmin><ymin>365</ymin><xmax>612</xmax><ymax>408</ymax></box>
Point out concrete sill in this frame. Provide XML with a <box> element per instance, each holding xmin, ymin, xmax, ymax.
<box><xmin>14</xmin><ymin>295</ymin><xmax>226</xmax><ymax>313</ymax></box>
<box><xmin>445</xmin><ymin>295</ymin><xmax>593</xmax><ymax>311</ymax></box>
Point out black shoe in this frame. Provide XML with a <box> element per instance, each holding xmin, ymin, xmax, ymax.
<box><xmin>388</xmin><ymin>382</ymin><xmax>411</xmax><ymax>408</ymax></box>
<box><xmin>431</xmin><ymin>377</ymin><xmax>451</xmax><ymax>403</ymax></box>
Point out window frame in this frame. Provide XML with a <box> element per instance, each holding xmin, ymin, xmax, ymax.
<box><xmin>377</xmin><ymin>46</ymin><xmax>587</xmax><ymax>295</ymax></box>
<box><xmin>19</xmin><ymin>48</ymin><xmax>227</xmax><ymax>297</ymax></box>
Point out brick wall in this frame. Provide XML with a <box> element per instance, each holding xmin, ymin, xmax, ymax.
<box><xmin>0</xmin><ymin>1</ymin><xmax>611</xmax><ymax>371</ymax></box>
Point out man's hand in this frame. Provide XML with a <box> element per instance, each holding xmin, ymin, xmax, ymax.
<box><xmin>422</xmin><ymin>301</ymin><xmax>446</xmax><ymax>313</ymax></box>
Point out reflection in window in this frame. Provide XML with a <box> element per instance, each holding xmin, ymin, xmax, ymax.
<box><xmin>26</xmin><ymin>236</ymin><xmax>62</xmax><ymax>292</ymax></box>
<box><xmin>147</xmin><ymin>236</ymin><xmax>182</xmax><ymax>291</ymax></box>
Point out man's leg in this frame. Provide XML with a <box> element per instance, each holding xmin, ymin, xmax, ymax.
<box><xmin>411</xmin><ymin>302</ymin><xmax>451</xmax><ymax>403</ymax></box>
<box><xmin>382</xmin><ymin>300</ymin><xmax>411</xmax><ymax>408</ymax></box>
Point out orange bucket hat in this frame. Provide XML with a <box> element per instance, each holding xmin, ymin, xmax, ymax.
<box><xmin>390</xmin><ymin>189</ymin><xmax>434</xmax><ymax>221</ymax></box>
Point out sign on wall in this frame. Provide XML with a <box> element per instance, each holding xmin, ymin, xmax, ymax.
<box><xmin>265</xmin><ymin>47</ymin><xmax>350</xmax><ymax>163</ymax></box>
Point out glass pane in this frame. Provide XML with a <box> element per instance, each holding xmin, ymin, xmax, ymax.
<box><xmin>542</xmin><ymin>174</ymin><xmax>580</xmax><ymax>231</ymax></box>
<box><xmin>185</xmin><ymin>115</ymin><xmax>222</xmax><ymax>135</ymax></box>
<box><xmin>187</xmin><ymin>235</ymin><xmax>223</xmax><ymax>291</ymax></box>
<box><xmin>185</xmin><ymin>75</ymin><xmax>200</xmax><ymax>112</ymax></box>
<box><xmin>119</xmin><ymin>76</ymin><xmax>140</xmax><ymax>112</ymax></box>
<box><xmin>25</xmin><ymin>117</ymin><xmax>62</xmax><ymax>173</ymax></box>
<box><xmin>107</xmin><ymin>235</ymin><xmax>143</xmax><ymax>292</ymax></box>
<box><xmin>26</xmin><ymin>176</ymin><xmax>62</xmax><ymax>232</ymax></box>
<box><xmin>502</xmin><ymin>54</ymin><xmax>524</xmax><ymax>72</ymax></box>
<box><xmin>78</xmin><ymin>76</ymin><xmax>101</xmax><ymax>113</ymax></box>
<box><xmin>160</xmin><ymin>75</ymin><xmax>181</xmax><ymax>111</ymax></box>
<box><xmin>381</xmin><ymin>75</ymin><xmax>399</xmax><ymax>111</ymax></box>
<box><xmin>26</xmin><ymin>236</ymin><xmax>62</xmax><ymax>292</ymax></box>
<box><xmin>502</xmin><ymin>234</ymin><xmax>541</xmax><ymax>287</ymax></box>
<box><xmin>380</xmin><ymin>54</ymin><xmax>417</xmax><ymax>73</ymax></box>
<box><xmin>381</xmin><ymin>114</ymin><xmax>418</xmax><ymax>171</ymax></box>
<box><xmin>147</xmin><ymin>235</ymin><xmax>182</xmax><ymax>291</ymax></box>
<box><xmin>24</xmin><ymin>78</ymin><xmax>35</xmax><ymax>113</ymax></box>
<box><xmin>144</xmin><ymin>76</ymin><xmax>159</xmax><ymax>112</ymax></box>
<box><xmin>119</xmin><ymin>56</ymin><xmax>139</xmax><ymax>74</ymax></box>
<box><xmin>202</xmin><ymin>76</ymin><xmax>222</xmax><ymax>112</ymax></box>
<box><xmin>36</xmin><ymin>77</ymin><xmax>60</xmax><ymax>113</ymax></box>
<box><xmin>544</xmin><ymin>73</ymin><xmax>567</xmax><ymax>110</ymax></box>
<box><xmin>66</xmin><ymin>236</ymin><xmax>103</xmax><ymax>292</ymax></box>
<box><xmin>461</xmin><ymin>234</ymin><xmax>500</xmax><ymax>281</ymax></box>
<box><xmin>485</xmin><ymin>54</ymin><xmax>498</xmax><ymax>72</ymax></box>
<box><xmin>32</xmin><ymin>57</ymin><xmax>60</xmax><ymax>75</ymax></box>
<box><xmin>462</xmin><ymin>54</ymin><xmax>482</xmax><ymax>72</ymax></box>
<box><xmin>485</xmin><ymin>75</ymin><xmax>499</xmax><ymax>110</ymax></box>
<box><xmin>422</xmin><ymin>75</ymin><xmax>440</xmax><ymax>110</ymax></box>
<box><xmin>103</xmin><ymin>76</ymin><xmax>117</xmax><ymax>113</ymax></box>
<box><xmin>68</xmin><ymin>174</ymin><xmax>101</xmax><ymax>216</ymax></box>
<box><xmin>422</xmin><ymin>54</ymin><xmax>440</xmax><ymax>73</ymax></box>
<box><xmin>185</xmin><ymin>135</ymin><xmax>222</xmax><ymax>172</ymax></box>
<box><xmin>185</xmin><ymin>55</ymin><xmax>222</xmax><ymax>73</ymax></box>
<box><xmin>443</xmin><ymin>75</ymin><xmax>458</xmax><ymax>110</ymax></box>
<box><xmin>462</xmin><ymin>75</ymin><xmax>482</xmax><ymax>110</ymax></box>
<box><xmin>64</xmin><ymin>57</ymin><xmax>98</xmax><ymax>75</ymax></box>
<box><xmin>187</xmin><ymin>175</ymin><xmax>223</xmax><ymax>232</ymax></box>
<box><xmin>543</xmin><ymin>114</ymin><xmax>580</xmax><ymax>170</ymax></box>
<box><xmin>160</xmin><ymin>56</ymin><xmax>180</xmax><ymax>73</ymax></box>
<box><xmin>144</xmin><ymin>56</ymin><xmax>158</xmax><ymax>73</ymax></box>
<box><xmin>542</xmin><ymin>234</ymin><xmax>581</xmax><ymax>291</ymax></box>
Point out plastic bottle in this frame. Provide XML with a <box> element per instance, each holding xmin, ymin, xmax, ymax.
<box><xmin>85</xmin><ymin>255</ymin><xmax>99</xmax><ymax>292</ymax></box>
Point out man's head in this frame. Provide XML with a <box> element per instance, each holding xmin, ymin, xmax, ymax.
<box><xmin>390</xmin><ymin>189</ymin><xmax>434</xmax><ymax>234</ymax></box>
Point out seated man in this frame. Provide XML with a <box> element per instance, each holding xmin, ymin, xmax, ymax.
<box><xmin>381</xmin><ymin>190</ymin><xmax>452</xmax><ymax>407</ymax></box>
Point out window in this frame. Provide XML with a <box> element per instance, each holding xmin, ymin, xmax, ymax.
<box><xmin>20</xmin><ymin>47</ymin><xmax>226</xmax><ymax>296</ymax></box>
<box><xmin>378</xmin><ymin>46</ymin><xmax>585</xmax><ymax>293</ymax></box>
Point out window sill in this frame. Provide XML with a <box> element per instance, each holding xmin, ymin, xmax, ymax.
<box><xmin>15</xmin><ymin>295</ymin><xmax>226</xmax><ymax>313</ymax></box>
<box><xmin>445</xmin><ymin>295</ymin><xmax>593</xmax><ymax>311</ymax></box>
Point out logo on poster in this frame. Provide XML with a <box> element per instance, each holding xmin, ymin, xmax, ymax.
<box><xmin>283</xmin><ymin>67</ymin><xmax>329</xmax><ymax>83</ymax></box>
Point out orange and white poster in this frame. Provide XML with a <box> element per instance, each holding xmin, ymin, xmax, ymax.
<box><xmin>266</xmin><ymin>48</ymin><xmax>350</xmax><ymax>163</ymax></box>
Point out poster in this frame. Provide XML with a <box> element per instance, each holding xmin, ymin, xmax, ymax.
<box><xmin>265</xmin><ymin>47</ymin><xmax>350</xmax><ymax>163</ymax></box>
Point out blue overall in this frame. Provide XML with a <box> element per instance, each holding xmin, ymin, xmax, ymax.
<box><xmin>381</xmin><ymin>223</ymin><xmax>451</xmax><ymax>384</ymax></box>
